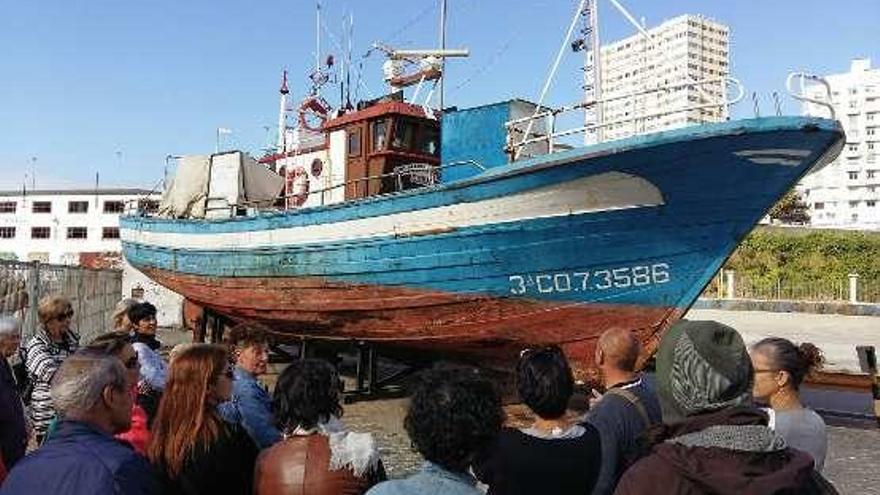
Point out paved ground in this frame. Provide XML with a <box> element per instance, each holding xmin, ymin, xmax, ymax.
<box><xmin>686</xmin><ymin>309</ymin><xmax>880</xmax><ymax>373</ymax></box>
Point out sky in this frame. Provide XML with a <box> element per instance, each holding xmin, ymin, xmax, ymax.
<box><xmin>0</xmin><ymin>0</ymin><xmax>877</xmax><ymax>190</ymax></box>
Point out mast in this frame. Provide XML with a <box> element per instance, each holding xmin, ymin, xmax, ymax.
<box><xmin>438</xmin><ymin>0</ymin><xmax>447</xmax><ymax>112</ymax></box>
<box><xmin>277</xmin><ymin>70</ymin><xmax>289</xmax><ymax>155</ymax></box>
<box><xmin>581</xmin><ymin>0</ymin><xmax>602</xmax><ymax>144</ymax></box>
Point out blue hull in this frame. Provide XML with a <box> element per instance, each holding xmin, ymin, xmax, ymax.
<box><xmin>120</xmin><ymin>117</ymin><xmax>843</xmax><ymax>369</ymax></box>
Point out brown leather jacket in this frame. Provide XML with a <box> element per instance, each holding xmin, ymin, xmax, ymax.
<box><xmin>254</xmin><ymin>434</ymin><xmax>386</xmax><ymax>495</ymax></box>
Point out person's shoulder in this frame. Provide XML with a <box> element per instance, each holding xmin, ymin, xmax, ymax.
<box><xmin>613</xmin><ymin>451</ymin><xmax>672</xmax><ymax>494</ymax></box>
<box><xmin>366</xmin><ymin>478</ymin><xmax>410</xmax><ymax>495</ymax></box>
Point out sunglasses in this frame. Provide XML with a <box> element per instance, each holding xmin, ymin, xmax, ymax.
<box><xmin>56</xmin><ymin>310</ymin><xmax>74</xmax><ymax>321</ymax></box>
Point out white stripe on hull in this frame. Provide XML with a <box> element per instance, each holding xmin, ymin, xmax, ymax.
<box><xmin>121</xmin><ymin>172</ymin><xmax>664</xmax><ymax>251</ymax></box>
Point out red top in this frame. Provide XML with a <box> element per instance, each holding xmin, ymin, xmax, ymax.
<box><xmin>116</xmin><ymin>404</ymin><xmax>150</xmax><ymax>455</ymax></box>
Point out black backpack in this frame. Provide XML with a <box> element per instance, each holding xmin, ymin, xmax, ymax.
<box><xmin>11</xmin><ymin>350</ymin><xmax>33</xmax><ymax>404</ymax></box>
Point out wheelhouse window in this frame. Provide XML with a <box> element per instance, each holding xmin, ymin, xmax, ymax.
<box><xmin>31</xmin><ymin>227</ymin><xmax>50</xmax><ymax>239</ymax></box>
<box><xmin>103</xmin><ymin>201</ymin><xmax>125</xmax><ymax>213</ymax></box>
<box><xmin>0</xmin><ymin>227</ymin><xmax>15</xmax><ymax>239</ymax></box>
<box><xmin>0</xmin><ymin>202</ymin><xmax>16</xmax><ymax>214</ymax></box>
<box><xmin>68</xmin><ymin>201</ymin><xmax>89</xmax><ymax>213</ymax></box>
<box><xmin>371</xmin><ymin>119</ymin><xmax>389</xmax><ymax>152</ymax></box>
<box><xmin>419</xmin><ymin>125</ymin><xmax>440</xmax><ymax>156</ymax></box>
<box><xmin>347</xmin><ymin>128</ymin><xmax>362</xmax><ymax>157</ymax></box>
<box><xmin>33</xmin><ymin>201</ymin><xmax>52</xmax><ymax>213</ymax></box>
<box><xmin>102</xmin><ymin>227</ymin><xmax>120</xmax><ymax>239</ymax></box>
<box><xmin>392</xmin><ymin>119</ymin><xmax>416</xmax><ymax>150</ymax></box>
<box><xmin>66</xmin><ymin>227</ymin><xmax>88</xmax><ymax>239</ymax></box>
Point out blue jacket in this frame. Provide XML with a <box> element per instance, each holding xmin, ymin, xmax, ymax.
<box><xmin>218</xmin><ymin>366</ymin><xmax>281</xmax><ymax>449</ymax></box>
<box><xmin>0</xmin><ymin>420</ymin><xmax>159</xmax><ymax>495</ymax></box>
<box><xmin>366</xmin><ymin>462</ymin><xmax>482</xmax><ymax>495</ymax></box>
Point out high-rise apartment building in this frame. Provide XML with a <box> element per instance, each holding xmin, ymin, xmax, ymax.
<box><xmin>598</xmin><ymin>15</ymin><xmax>730</xmax><ymax>142</ymax></box>
<box><xmin>798</xmin><ymin>59</ymin><xmax>880</xmax><ymax>230</ymax></box>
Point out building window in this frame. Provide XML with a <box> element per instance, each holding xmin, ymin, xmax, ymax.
<box><xmin>0</xmin><ymin>227</ymin><xmax>15</xmax><ymax>239</ymax></box>
<box><xmin>68</xmin><ymin>201</ymin><xmax>89</xmax><ymax>213</ymax></box>
<box><xmin>848</xmin><ymin>171</ymin><xmax>859</xmax><ymax>180</ymax></box>
<box><xmin>868</xmin><ymin>200</ymin><xmax>877</xmax><ymax>207</ymax></box>
<box><xmin>31</xmin><ymin>227</ymin><xmax>50</xmax><ymax>239</ymax></box>
<box><xmin>0</xmin><ymin>202</ymin><xmax>16</xmax><ymax>214</ymax></box>
<box><xmin>869</xmin><ymin>170</ymin><xmax>877</xmax><ymax>179</ymax></box>
<box><xmin>103</xmin><ymin>201</ymin><xmax>125</xmax><ymax>214</ymax></box>
<box><xmin>32</xmin><ymin>201</ymin><xmax>51</xmax><ymax>213</ymax></box>
<box><xmin>850</xmin><ymin>200</ymin><xmax>860</xmax><ymax>208</ymax></box>
<box><xmin>66</xmin><ymin>227</ymin><xmax>88</xmax><ymax>239</ymax></box>
<box><xmin>814</xmin><ymin>202</ymin><xmax>824</xmax><ymax>210</ymax></box>
<box><xmin>138</xmin><ymin>199</ymin><xmax>159</xmax><ymax>214</ymax></box>
<box><xmin>102</xmin><ymin>227</ymin><xmax>120</xmax><ymax>239</ymax></box>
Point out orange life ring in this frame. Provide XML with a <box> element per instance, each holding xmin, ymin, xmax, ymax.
<box><xmin>298</xmin><ymin>96</ymin><xmax>330</xmax><ymax>133</ymax></box>
<box><xmin>286</xmin><ymin>166</ymin><xmax>310</xmax><ymax>207</ymax></box>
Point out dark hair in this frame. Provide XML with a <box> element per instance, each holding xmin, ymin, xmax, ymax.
<box><xmin>404</xmin><ymin>367</ymin><xmax>503</xmax><ymax>473</ymax></box>
<box><xmin>753</xmin><ymin>337</ymin><xmax>824</xmax><ymax>389</ymax></box>
<box><xmin>273</xmin><ymin>359</ymin><xmax>342</xmax><ymax>432</ymax></box>
<box><xmin>516</xmin><ymin>345</ymin><xmax>574</xmax><ymax>419</ymax></box>
<box><xmin>225</xmin><ymin>323</ymin><xmax>270</xmax><ymax>350</ymax></box>
<box><xmin>127</xmin><ymin>302</ymin><xmax>157</xmax><ymax>326</ymax></box>
<box><xmin>86</xmin><ymin>331</ymin><xmax>132</xmax><ymax>356</ymax></box>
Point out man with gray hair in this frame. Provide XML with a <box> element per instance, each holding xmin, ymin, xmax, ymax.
<box><xmin>1</xmin><ymin>349</ymin><xmax>159</xmax><ymax>494</ymax></box>
<box><xmin>0</xmin><ymin>317</ymin><xmax>27</xmax><ymax>469</ymax></box>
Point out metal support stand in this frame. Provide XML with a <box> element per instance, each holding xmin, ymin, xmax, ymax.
<box><xmin>856</xmin><ymin>345</ymin><xmax>879</xmax><ymax>427</ymax></box>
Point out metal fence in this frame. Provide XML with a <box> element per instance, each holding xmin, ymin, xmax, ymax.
<box><xmin>0</xmin><ymin>260</ymin><xmax>122</xmax><ymax>343</ymax></box>
<box><xmin>702</xmin><ymin>271</ymin><xmax>880</xmax><ymax>304</ymax></box>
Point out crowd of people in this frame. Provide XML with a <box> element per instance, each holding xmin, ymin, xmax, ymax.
<box><xmin>0</xmin><ymin>294</ymin><xmax>838</xmax><ymax>494</ymax></box>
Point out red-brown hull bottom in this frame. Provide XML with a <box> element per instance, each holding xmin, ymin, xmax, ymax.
<box><xmin>146</xmin><ymin>267</ymin><xmax>683</xmax><ymax>380</ymax></box>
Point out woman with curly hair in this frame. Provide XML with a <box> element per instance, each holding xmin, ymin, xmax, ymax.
<box><xmin>367</xmin><ymin>367</ymin><xmax>504</xmax><ymax>495</ymax></box>
<box><xmin>750</xmin><ymin>337</ymin><xmax>828</xmax><ymax>471</ymax></box>
<box><xmin>255</xmin><ymin>359</ymin><xmax>385</xmax><ymax>495</ymax></box>
<box><xmin>148</xmin><ymin>344</ymin><xmax>257</xmax><ymax>495</ymax></box>
<box><xmin>475</xmin><ymin>346</ymin><xmax>601</xmax><ymax>495</ymax></box>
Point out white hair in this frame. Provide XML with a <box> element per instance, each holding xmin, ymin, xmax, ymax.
<box><xmin>0</xmin><ymin>316</ymin><xmax>21</xmax><ymax>338</ymax></box>
<box><xmin>50</xmin><ymin>350</ymin><xmax>127</xmax><ymax>419</ymax></box>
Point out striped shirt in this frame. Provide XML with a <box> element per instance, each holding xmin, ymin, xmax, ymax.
<box><xmin>21</xmin><ymin>329</ymin><xmax>79</xmax><ymax>435</ymax></box>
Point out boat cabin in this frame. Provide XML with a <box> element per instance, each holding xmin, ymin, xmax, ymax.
<box><xmin>323</xmin><ymin>100</ymin><xmax>441</xmax><ymax>200</ymax></box>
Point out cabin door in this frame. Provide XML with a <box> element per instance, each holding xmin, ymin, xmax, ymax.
<box><xmin>345</xmin><ymin>123</ymin><xmax>368</xmax><ymax>199</ymax></box>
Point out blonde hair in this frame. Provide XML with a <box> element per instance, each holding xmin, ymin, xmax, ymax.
<box><xmin>112</xmin><ymin>298</ymin><xmax>139</xmax><ymax>331</ymax></box>
<box><xmin>37</xmin><ymin>295</ymin><xmax>73</xmax><ymax>326</ymax></box>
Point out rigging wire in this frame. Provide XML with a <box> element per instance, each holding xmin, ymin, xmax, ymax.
<box><xmin>448</xmin><ymin>33</ymin><xmax>518</xmax><ymax>96</ymax></box>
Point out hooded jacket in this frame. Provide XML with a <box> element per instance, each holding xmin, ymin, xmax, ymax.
<box><xmin>613</xmin><ymin>407</ymin><xmax>837</xmax><ymax>495</ymax></box>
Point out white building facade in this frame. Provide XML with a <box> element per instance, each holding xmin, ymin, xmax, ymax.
<box><xmin>0</xmin><ymin>188</ymin><xmax>159</xmax><ymax>264</ymax></box>
<box><xmin>798</xmin><ymin>59</ymin><xmax>880</xmax><ymax>230</ymax></box>
<box><xmin>599</xmin><ymin>15</ymin><xmax>730</xmax><ymax>142</ymax></box>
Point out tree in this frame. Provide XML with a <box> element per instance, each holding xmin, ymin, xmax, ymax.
<box><xmin>768</xmin><ymin>190</ymin><xmax>810</xmax><ymax>225</ymax></box>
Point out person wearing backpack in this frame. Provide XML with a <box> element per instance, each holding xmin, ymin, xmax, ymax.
<box><xmin>586</xmin><ymin>328</ymin><xmax>661</xmax><ymax>495</ymax></box>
